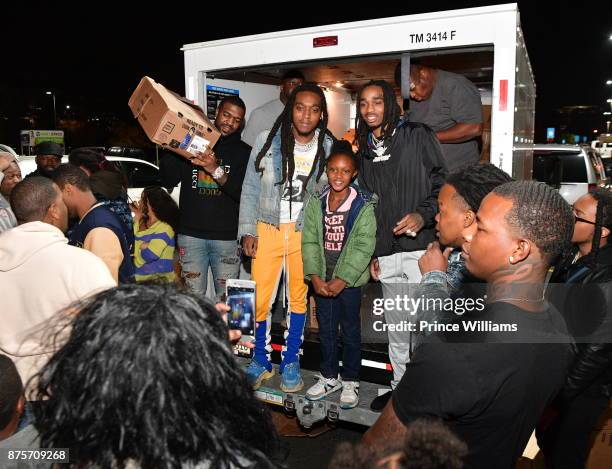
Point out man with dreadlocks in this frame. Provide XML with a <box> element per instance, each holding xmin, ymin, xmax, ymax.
<box><xmin>355</xmin><ymin>80</ymin><xmax>447</xmax><ymax>411</ymax></box>
<box><xmin>238</xmin><ymin>83</ymin><xmax>335</xmax><ymax>392</ymax></box>
<box><xmin>539</xmin><ymin>188</ymin><xmax>612</xmax><ymax>469</ymax></box>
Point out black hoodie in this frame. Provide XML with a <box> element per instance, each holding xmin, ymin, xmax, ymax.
<box><xmin>358</xmin><ymin>120</ymin><xmax>447</xmax><ymax>257</ymax></box>
<box><xmin>160</xmin><ymin>131</ymin><xmax>251</xmax><ymax>240</ymax></box>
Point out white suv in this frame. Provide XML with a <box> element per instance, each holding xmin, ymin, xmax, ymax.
<box><xmin>515</xmin><ymin>144</ymin><xmax>607</xmax><ymax>204</ymax></box>
<box><xmin>17</xmin><ymin>156</ymin><xmax>162</xmax><ymax>203</ymax></box>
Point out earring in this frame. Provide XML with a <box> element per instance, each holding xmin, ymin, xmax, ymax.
<box><xmin>509</xmin><ymin>256</ymin><xmax>514</xmax><ymax>264</ymax></box>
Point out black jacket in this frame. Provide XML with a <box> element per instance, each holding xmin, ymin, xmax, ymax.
<box><xmin>358</xmin><ymin>121</ymin><xmax>447</xmax><ymax>257</ymax></box>
<box><xmin>550</xmin><ymin>244</ymin><xmax>612</xmax><ymax>402</ymax></box>
<box><xmin>160</xmin><ymin>131</ymin><xmax>250</xmax><ymax>240</ymax></box>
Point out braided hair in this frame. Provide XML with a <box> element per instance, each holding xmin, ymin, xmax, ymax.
<box><xmin>254</xmin><ymin>83</ymin><xmax>332</xmax><ymax>189</ymax></box>
<box><xmin>493</xmin><ymin>180</ymin><xmax>574</xmax><ymax>265</ymax></box>
<box><xmin>446</xmin><ymin>162</ymin><xmax>514</xmax><ymax>212</ymax></box>
<box><xmin>355</xmin><ymin>80</ymin><xmax>401</xmax><ymax>158</ymax></box>
<box><xmin>588</xmin><ymin>187</ymin><xmax>612</xmax><ymax>267</ymax></box>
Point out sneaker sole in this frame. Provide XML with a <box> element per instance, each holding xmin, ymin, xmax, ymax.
<box><xmin>305</xmin><ymin>384</ymin><xmax>343</xmax><ymax>401</ymax></box>
<box><xmin>250</xmin><ymin>368</ymin><xmax>276</xmax><ymax>391</ymax></box>
<box><xmin>340</xmin><ymin>400</ymin><xmax>359</xmax><ymax>409</ymax></box>
<box><xmin>280</xmin><ymin>380</ymin><xmax>304</xmax><ymax>393</ymax></box>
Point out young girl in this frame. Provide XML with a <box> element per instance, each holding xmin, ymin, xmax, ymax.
<box><xmin>132</xmin><ymin>186</ymin><xmax>180</xmax><ymax>283</ymax></box>
<box><xmin>301</xmin><ymin>142</ymin><xmax>377</xmax><ymax>408</ymax></box>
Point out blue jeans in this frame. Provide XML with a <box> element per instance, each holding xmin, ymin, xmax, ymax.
<box><xmin>177</xmin><ymin>235</ymin><xmax>240</xmax><ymax>299</ymax></box>
<box><xmin>315</xmin><ymin>287</ymin><xmax>362</xmax><ymax>381</ymax></box>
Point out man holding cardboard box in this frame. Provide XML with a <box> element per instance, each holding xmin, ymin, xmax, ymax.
<box><xmin>160</xmin><ymin>96</ymin><xmax>250</xmax><ymax>298</ymax></box>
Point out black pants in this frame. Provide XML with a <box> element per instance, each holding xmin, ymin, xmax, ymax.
<box><xmin>538</xmin><ymin>392</ymin><xmax>609</xmax><ymax>469</ymax></box>
<box><xmin>315</xmin><ymin>287</ymin><xmax>362</xmax><ymax>381</ymax></box>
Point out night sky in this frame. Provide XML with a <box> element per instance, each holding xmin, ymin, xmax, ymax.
<box><xmin>1</xmin><ymin>1</ymin><xmax>610</xmax><ymax>148</ymax></box>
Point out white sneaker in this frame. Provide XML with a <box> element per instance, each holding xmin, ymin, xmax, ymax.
<box><xmin>340</xmin><ymin>381</ymin><xmax>359</xmax><ymax>409</ymax></box>
<box><xmin>306</xmin><ymin>375</ymin><xmax>342</xmax><ymax>401</ymax></box>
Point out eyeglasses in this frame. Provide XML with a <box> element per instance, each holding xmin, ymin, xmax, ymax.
<box><xmin>574</xmin><ymin>215</ymin><xmax>598</xmax><ymax>226</ymax></box>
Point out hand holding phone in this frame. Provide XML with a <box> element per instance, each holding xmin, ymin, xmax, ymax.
<box><xmin>225</xmin><ymin>279</ymin><xmax>256</xmax><ymax>336</ymax></box>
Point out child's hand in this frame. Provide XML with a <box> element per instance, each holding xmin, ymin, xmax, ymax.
<box><xmin>311</xmin><ymin>275</ymin><xmax>331</xmax><ymax>297</ymax></box>
<box><xmin>327</xmin><ymin>278</ymin><xmax>347</xmax><ymax>297</ymax></box>
<box><xmin>130</xmin><ymin>200</ymin><xmax>143</xmax><ymax>219</ymax></box>
<box><xmin>370</xmin><ymin>258</ymin><xmax>380</xmax><ymax>281</ymax></box>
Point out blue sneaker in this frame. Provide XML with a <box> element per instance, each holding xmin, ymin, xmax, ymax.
<box><xmin>245</xmin><ymin>360</ymin><xmax>275</xmax><ymax>390</ymax></box>
<box><xmin>280</xmin><ymin>361</ymin><xmax>304</xmax><ymax>392</ymax></box>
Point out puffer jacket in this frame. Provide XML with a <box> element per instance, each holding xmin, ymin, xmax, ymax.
<box><xmin>301</xmin><ymin>184</ymin><xmax>377</xmax><ymax>288</ymax></box>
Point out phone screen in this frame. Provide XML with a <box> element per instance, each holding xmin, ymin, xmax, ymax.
<box><xmin>227</xmin><ymin>286</ymin><xmax>255</xmax><ymax>335</ymax></box>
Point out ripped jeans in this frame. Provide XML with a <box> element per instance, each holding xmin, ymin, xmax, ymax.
<box><xmin>177</xmin><ymin>235</ymin><xmax>240</xmax><ymax>300</ymax></box>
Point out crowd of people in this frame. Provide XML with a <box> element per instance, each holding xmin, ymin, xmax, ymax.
<box><xmin>0</xmin><ymin>64</ymin><xmax>611</xmax><ymax>469</ymax></box>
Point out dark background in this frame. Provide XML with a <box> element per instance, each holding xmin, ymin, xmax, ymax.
<box><xmin>1</xmin><ymin>1</ymin><xmax>611</xmax><ymax>152</ymax></box>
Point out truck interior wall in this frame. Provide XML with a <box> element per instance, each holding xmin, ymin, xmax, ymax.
<box><xmin>321</xmin><ymin>87</ymin><xmax>352</xmax><ymax>139</ymax></box>
<box><xmin>204</xmin><ymin>78</ymin><xmax>279</xmax><ymax>122</ymax></box>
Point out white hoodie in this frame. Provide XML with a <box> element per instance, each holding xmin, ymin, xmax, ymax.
<box><xmin>0</xmin><ymin>221</ymin><xmax>116</xmax><ymax>391</ymax></box>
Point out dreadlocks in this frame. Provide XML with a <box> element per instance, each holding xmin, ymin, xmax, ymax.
<box><xmin>588</xmin><ymin>187</ymin><xmax>612</xmax><ymax>267</ymax></box>
<box><xmin>254</xmin><ymin>83</ymin><xmax>332</xmax><ymax>189</ymax></box>
<box><xmin>355</xmin><ymin>80</ymin><xmax>402</xmax><ymax>158</ymax></box>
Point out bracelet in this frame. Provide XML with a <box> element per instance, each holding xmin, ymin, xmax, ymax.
<box><xmin>211</xmin><ymin>166</ymin><xmax>225</xmax><ymax>180</ymax></box>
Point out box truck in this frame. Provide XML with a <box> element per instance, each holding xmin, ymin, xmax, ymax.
<box><xmin>181</xmin><ymin>3</ymin><xmax>536</xmax><ymax>427</ymax></box>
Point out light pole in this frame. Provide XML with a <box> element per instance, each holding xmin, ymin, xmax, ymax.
<box><xmin>46</xmin><ymin>91</ymin><xmax>56</xmax><ymax>129</ymax></box>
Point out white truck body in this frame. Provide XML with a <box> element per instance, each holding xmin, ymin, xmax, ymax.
<box><xmin>182</xmin><ymin>2</ymin><xmax>535</xmax><ymax>179</ymax></box>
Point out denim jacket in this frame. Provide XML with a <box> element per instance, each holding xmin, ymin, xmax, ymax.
<box><xmin>413</xmin><ymin>248</ymin><xmax>471</xmax><ymax>344</ymax></box>
<box><xmin>237</xmin><ymin>128</ymin><xmax>334</xmax><ymax>238</ymax></box>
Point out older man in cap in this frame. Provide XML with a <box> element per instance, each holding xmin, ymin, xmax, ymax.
<box><xmin>26</xmin><ymin>141</ymin><xmax>64</xmax><ymax>179</ymax></box>
<box><xmin>0</xmin><ymin>152</ymin><xmax>21</xmax><ymax>233</ymax></box>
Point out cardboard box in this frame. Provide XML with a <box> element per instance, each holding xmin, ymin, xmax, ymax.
<box><xmin>128</xmin><ymin>76</ymin><xmax>220</xmax><ymax>160</ymax></box>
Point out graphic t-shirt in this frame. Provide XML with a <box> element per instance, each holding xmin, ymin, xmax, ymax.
<box><xmin>280</xmin><ymin>132</ymin><xmax>319</xmax><ymax>223</ymax></box>
<box><xmin>324</xmin><ymin>187</ymin><xmax>357</xmax><ymax>281</ymax></box>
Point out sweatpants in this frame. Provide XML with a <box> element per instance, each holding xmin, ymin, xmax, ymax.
<box><xmin>378</xmin><ymin>250</ymin><xmax>425</xmax><ymax>389</ymax></box>
<box><xmin>251</xmin><ymin>222</ymin><xmax>307</xmax><ymax>369</ymax></box>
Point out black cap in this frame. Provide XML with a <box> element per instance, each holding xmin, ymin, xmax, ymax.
<box><xmin>36</xmin><ymin>141</ymin><xmax>63</xmax><ymax>157</ymax></box>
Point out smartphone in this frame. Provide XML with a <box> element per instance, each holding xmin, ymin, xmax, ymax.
<box><xmin>226</xmin><ymin>279</ymin><xmax>255</xmax><ymax>335</ymax></box>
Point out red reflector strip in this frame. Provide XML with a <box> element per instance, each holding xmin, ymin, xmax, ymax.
<box><xmin>499</xmin><ymin>79</ymin><xmax>508</xmax><ymax>111</ymax></box>
<box><xmin>313</xmin><ymin>36</ymin><xmax>338</xmax><ymax>48</ymax></box>
<box><xmin>271</xmin><ymin>344</ymin><xmax>391</xmax><ymax>370</ymax></box>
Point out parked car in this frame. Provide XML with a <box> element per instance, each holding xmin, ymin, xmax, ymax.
<box><xmin>106</xmin><ymin>146</ymin><xmax>150</xmax><ymax>161</ymax></box>
<box><xmin>17</xmin><ymin>156</ymin><xmax>163</xmax><ymax>203</ymax></box>
<box><xmin>591</xmin><ymin>138</ymin><xmax>612</xmax><ymax>159</ymax></box>
<box><xmin>515</xmin><ymin>144</ymin><xmax>608</xmax><ymax>204</ymax></box>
